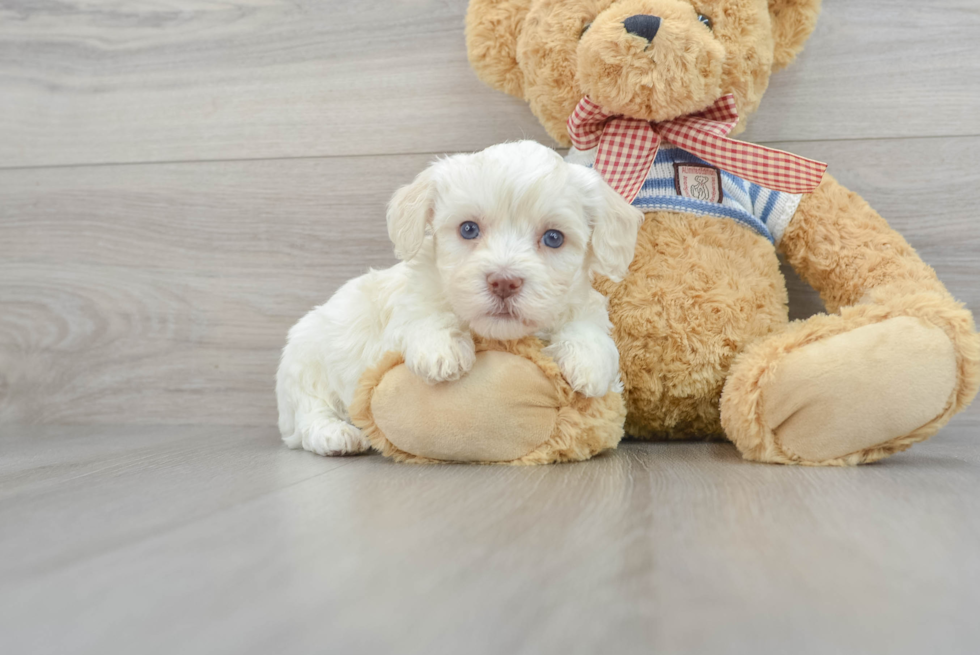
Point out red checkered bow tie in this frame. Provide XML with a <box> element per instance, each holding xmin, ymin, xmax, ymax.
<box><xmin>566</xmin><ymin>94</ymin><xmax>828</xmax><ymax>203</ymax></box>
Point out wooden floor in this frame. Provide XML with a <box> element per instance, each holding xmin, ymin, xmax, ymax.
<box><xmin>2</xmin><ymin>422</ymin><xmax>980</xmax><ymax>655</ymax></box>
<box><xmin>1</xmin><ymin>1</ymin><xmax>979</xmax><ymax>653</ymax></box>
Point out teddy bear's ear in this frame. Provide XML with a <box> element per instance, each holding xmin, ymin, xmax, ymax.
<box><xmin>465</xmin><ymin>0</ymin><xmax>533</xmax><ymax>98</ymax></box>
<box><xmin>769</xmin><ymin>0</ymin><xmax>822</xmax><ymax>71</ymax></box>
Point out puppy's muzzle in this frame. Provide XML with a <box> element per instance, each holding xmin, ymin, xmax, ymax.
<box><xmin>487</xmin><ymin>274</ymin><xmax>523</xmax><ymax>300</ymax></box>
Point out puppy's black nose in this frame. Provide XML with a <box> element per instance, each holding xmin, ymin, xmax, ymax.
<box><xmin>623</xmin><ymin>14</ymin><xmax>662</xmax><ymax>42</ymax></box>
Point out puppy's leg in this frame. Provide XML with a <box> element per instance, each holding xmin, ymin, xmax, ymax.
<box><xmin>402</xmin><ymin>323</ymin><xmax>476</xmax><ymax>383</ymax></box>
<box><xmin>394</xmin><ymin>300</ymin><xmax>475</xmax><ymax>384</ymax></box>
<box><xmin>544</xmin><ymin>289</ymin><xmax>622</xmax><ymax>397</ymax></box>
<box><xmin>277</xmin><ymin>345</ymin><xmax>370</xmax><ymax>456</ymax></box>
<box><xmin>283</xmin><ymin>394</ymin><xmax>368</xmax><ymax>457</ymax></box>
<box><xmin>276</xmin><ymin>275</ymin><xmax>385</xmax><ymax>457</ymax></box>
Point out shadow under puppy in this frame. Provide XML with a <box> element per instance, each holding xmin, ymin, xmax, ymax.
<box><xmin>277</xmin><ymin>140</ymin><xmax>643</xmax><ymax>456</ymax></box>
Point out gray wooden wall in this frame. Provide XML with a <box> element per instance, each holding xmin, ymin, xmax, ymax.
<box><xmin>2</xmin><ymin>0</ymin><xmax>978</xmax><ymax>428</ymax></box>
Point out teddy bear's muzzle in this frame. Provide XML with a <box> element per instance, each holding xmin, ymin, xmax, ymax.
<box><xmin>575</xmin><ymin>0</ymin><xmax>726</xmax><ymax>124</ymax></box>
<box><xmin>623</xmin><ymin>14</ymin><xmax>662</xmax><ymax>42</ymax></box>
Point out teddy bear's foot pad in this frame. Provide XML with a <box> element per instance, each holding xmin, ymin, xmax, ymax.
<box><xmin>370</xmin><ymin>351</ymin><xmax>559</xmax><ymax>462</ymax></box>
<box><xmin>762</xmin><ymin>317</ymin><xmax>957</xmax><ymax>463</ymax></box>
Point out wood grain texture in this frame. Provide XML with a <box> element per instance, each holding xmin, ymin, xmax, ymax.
<box><xmin>0</xmin><ymin>154</ymin><xmax>410</xmax><ymax>424</ymax></box>
<box><xmin>1</xmin><ymin>424</ymin><xmax>979</xmax><ymax>655</ymax></box>
<box><xmin>0</xmin><ymin>0</ymin><xmax>550</xmax><ymax>168</ymax></box>
<box><xmin>744</xmin><ymin>0</ymin><xmax>980</xmax><ymax>144</ymax></box>
<box><xmin>1</xmin><ymin>0</ymin><xmax>978</xmax><ymax>168</ymax></box>
<box><xmin>2</xmin><ymin>137</ymin><xmax>979</xmax><ymax>426</ymax></box>
<box><xmin>2</xmin><ymin>2</ymin><xmax>979</xmax><ymax>653</ymax></box>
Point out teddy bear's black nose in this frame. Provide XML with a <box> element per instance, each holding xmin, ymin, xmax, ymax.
<box><xmin>623</xmin><ymin>14</ymin><xmax>662</xmax><ymax>42</ymax></box>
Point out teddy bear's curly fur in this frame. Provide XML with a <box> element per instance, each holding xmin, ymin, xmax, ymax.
<box><xmin>466</xmin><ymin>0</ymin><xmax>980</xmax><ymax>465</ymax></box>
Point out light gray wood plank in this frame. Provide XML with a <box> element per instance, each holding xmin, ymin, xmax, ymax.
<box><xmin>0</xmin><ymin>425</ymin><xmax>342</xmax><ymax>580</ymax></box>
<box><xmin>1</xmin><ymin>0</ymin><xmax>977</xmax><ymax>168</ymax></box>
<box><xmin>0</xmin><ymin>154</ymin><xmax>412</xmax><ymax>425</ymax></box>
<box><xmin>742</xmin><ymin>0</ymin><xmax>980</xmax><ymax>144</ymax></box>
<box><xmin>2</xmin><ymin>137</ymin><xmax>979</xmax><ymax>426</ymax></box>
<box><xmin>1</xmin><ymin>422</ymin><xmax>978</xmax><ymax>655</ymax></box>
<box><xmin>0</xmin><ymin>0</ymin><xmax>550</xmax><ymax>168</ymax></box>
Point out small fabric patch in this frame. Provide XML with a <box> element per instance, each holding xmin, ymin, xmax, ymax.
<box><xmin>674</xmin><ymin>164</ymin><xmax>723</xmax><ymax>204</ymax></box>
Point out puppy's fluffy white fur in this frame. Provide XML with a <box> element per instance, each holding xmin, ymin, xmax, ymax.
<box><xmin>277</xmin><ymin>141</ymin><xmax>643</xmax><ymax>456</ymax></box>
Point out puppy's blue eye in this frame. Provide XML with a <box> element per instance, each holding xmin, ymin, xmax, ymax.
<box><xmin>542</xmin><ymin>229</ymin><xmax>564</xmax><ymax>248</ymax></box>
<box><xmin>697</xmin><ymin>14</ymin><xmax>712</xmax><ymax>30</ymax></box>
<box><xmin>459</xmin><ymin>221</ymin><xmax>480</xmax><ymax>240</ymax></box>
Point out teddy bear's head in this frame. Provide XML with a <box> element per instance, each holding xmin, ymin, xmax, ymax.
<box><xmin>467</xmin><ymin>0</ymin><xmax>821</xmax><ymax>144</ymax></box>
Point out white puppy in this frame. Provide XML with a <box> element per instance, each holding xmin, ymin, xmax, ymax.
<box><xmin>276</xmin><ymin>141</ymin><xmax>643</xmax><ymax>456</ymax></box>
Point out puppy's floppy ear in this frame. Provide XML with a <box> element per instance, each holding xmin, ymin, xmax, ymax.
<box><xmin>575</xmin><ymin>166</ymin><xmax>644</xmax><ymax>282</ymax></box>
<box><xmin>387</xmin><ymin>167</ymin><xmax>436</xmax><ymax>261</ymax></box>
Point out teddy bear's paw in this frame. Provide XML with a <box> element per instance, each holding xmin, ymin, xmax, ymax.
<box><xmin>403</xmin><ymin>330</ymin><xmax>477</xmax><ymax>384</ymax></box>
<box><xmin>544</xmin><ymin>337</ymin><xmax>622</xmax><ymax>398</ymax></box>
<box><xmin>295</xmin><ymin>420</ymin><xmax>370</xmax><ymax>457</ymax></box>
<box><xmin>762</xmin><ymin>317</ymin><xmax>957</xmax><ymax>463</ymax></box>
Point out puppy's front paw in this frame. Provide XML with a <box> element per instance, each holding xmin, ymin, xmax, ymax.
<box><xmin>404</xmin><ymin>331</ymin><xmax>476</xmax><ymax>384</ymax></box>
<box><xmin>544</xmin><ymin>338</ymin><xmax>621</xmax><ymax>398</ymax></box>
<box><xmin>300</xmin><ymin>421</ymin><xmax>369</xmax><ymax>457</ymax></box>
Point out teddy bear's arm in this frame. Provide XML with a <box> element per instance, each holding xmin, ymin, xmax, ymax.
<box><xmin>779</xmin><ymin>173</ymin><xmax>979</xmax><ymax>419</ymax></box>
<box><xmin>719</xmin><ymin>173</ymin><xmax>980</xmax><ymax>466</ymax></box>
<box><xmin>778</xmin><ymin>173</ymin><xmax>949</xmax><ymax>312</ymax></box>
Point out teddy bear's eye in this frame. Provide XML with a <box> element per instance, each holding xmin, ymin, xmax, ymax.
<box><xmin>580</xmin><ymin>22</ymin><xmax>592</xmax><ymax>38</ymax></box>
<box><xmin>697</xmin><ymin>14</ymin><xmax>712</xmax><ymax>30</ymax></box>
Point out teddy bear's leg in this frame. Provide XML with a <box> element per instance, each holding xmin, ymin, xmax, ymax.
<box><xmin>595</xmin><ymin>212</ymin><xmax>790</xmax><ymax>439</ymax></box>
<box><xmin>722</xmin><ymin>175</ymin><xmax>980</xmax><ymax>465</ymax></box>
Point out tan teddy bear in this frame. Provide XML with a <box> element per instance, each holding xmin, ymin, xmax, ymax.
<box><xmin>464</xmin><ymin>0</ymin><xmax>980</xmax><ymax>465</ymax></box>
